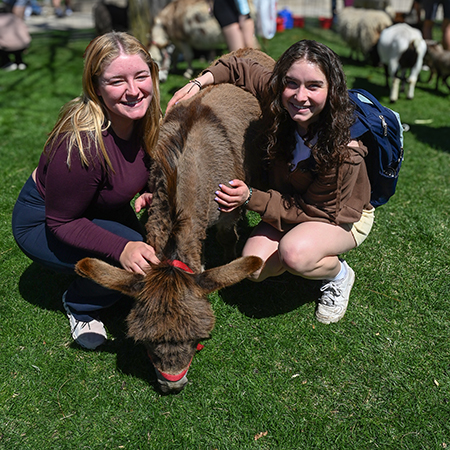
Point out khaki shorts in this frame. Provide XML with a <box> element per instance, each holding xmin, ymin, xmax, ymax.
<box><xmin>343</xmin><ymin>208</ymin><xmax>375</xmax><ymax>247</ymax></box>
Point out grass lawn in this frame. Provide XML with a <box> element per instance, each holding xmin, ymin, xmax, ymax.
<box><xmin>0</xmin><ymin>21</ymin><xmax>449</xmax><ymax>449</ymax></box>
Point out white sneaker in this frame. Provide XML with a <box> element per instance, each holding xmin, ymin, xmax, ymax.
<box><xmin>315</xmin><ymin>261</ymin><xmax>355</xmax><ymax>324</ymax></box>
<box><xmin>62</xmin><ymin>292</ymin><xmax>107</xmax><ymax>349</ymax></box>
<box><xmin>2</xmin><ymin>62</ymin><xmax>17</xmax><ymax>72</ymax></box>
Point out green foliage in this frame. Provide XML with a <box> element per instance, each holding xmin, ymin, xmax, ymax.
<box><xmin>1</xmin><ymin>24</ymin><xmax>449</xmax><ymax>449</ymax></box>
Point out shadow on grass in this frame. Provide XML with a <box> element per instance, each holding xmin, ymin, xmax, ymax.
<box><xmin>18</xmin><ymin>262</ymin><xmax>160</xmax><ymax>389</ymax></box>
<box><xmin>18</xmin><ymin>262</ymin><xmax>74</xmax><ymax>313</ymax></box>
<box><xmin>203</xmin><ymin>218</ymin><xmax>321</xmax><ymax>319</ymax></box>
<box><xmin>220</xmin><ymin>274</ymin><xmax>320</xmax><ymax>319</ymax></box>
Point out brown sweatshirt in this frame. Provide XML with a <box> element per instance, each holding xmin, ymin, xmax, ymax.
<box><xmin>205</xmin><ymin>56</ymin><xmax>372</xmax><ymax>232</ymax></box>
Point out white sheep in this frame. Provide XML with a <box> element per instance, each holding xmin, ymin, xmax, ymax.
<box><xmin>337</xmin><ymin>7</ymin><xmax>393</xmax><ymax>61</ymax></box>
<box><xmin>377</xmin><ymin>23</ymin><xmax>427</xmax><ymax>102</ymax></box>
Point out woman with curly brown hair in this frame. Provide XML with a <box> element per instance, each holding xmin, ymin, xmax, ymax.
<box><xmin>168</xmin><ymin>40</ymin><xmax>374</xmax><ymax>324</ymax></box>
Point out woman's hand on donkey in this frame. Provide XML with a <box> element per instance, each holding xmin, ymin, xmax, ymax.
<box><xmin>120</xmin><ymin>241</ymin><xmax>160</xmax><ymax>275</ymax></box>
<box><xmin>215</xmin><ymin>179</ymin><xmax>250</xmax><ymax>212</ymax></box>
<box><xmin>134</xmin><ymin>192</ymin><xmax>153</xmax><ymax>213</ymax></box>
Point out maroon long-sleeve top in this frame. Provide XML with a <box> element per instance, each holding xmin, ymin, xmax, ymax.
<box><xmin>35</xmin><ymin>128</ymin><xmax>150</xmax><ymax>262</ymax></box>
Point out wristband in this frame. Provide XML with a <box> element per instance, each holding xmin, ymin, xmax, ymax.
<box><xmin>243</xmin><ymin>186</ymin><xmax>253</xmax><ymax>206</ymax></box>
<box><xmin>187</xmin><ymin>79</ymin><xmax>202</xmax><ymax>92</ymax></box>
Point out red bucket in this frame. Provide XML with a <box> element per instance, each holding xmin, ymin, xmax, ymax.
<box><xmin>319</xmin><ymin>17</ymin><xmax>333</xmax><ymax>29</ymax></box>
<box><xmin>293</xmin><ymin>15</ymin><xmax>304</xmax><ymax>28</ymax></box>
<box><xmin>276</xmin><ymin>16</ymin><xmax>285</xmax><ymax>32</ymax></box>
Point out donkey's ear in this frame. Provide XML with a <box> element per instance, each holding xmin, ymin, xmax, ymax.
<box><xmin>75</xmin><ymin>258</ymin><xmax>145</xmax><ymax>297</ymax></box>
<box><xmin>196</xmin><ymin>256</ymin><xmax>263</xmax><ymax>294</ymax></box>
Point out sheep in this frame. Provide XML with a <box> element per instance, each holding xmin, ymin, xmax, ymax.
<box><xmin>353</xmin><ymin>0</ymin><xmax>396</xmax><ymax>17</ymax></box>
<box><xmin>423</xmin><ymin>40</ymin><xmax>450</xmax><ymax>91</ymax></box>
<box><xmin>337</xmin><ymin>7</ymin><xmax>393</xmax><ymax>61</ymax></box>
<box><xmin>150</xmin><ymin>0</ymin><xmax>225</xmax><ymax>82</ymax></box>
<box><xmin>376</xmin><ymin>23</ymin><xmax>427</xmax><ymax>102</ymax></box>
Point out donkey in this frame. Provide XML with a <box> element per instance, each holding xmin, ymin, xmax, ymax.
<box><xmin>76</xmin><ymin>49</ymin><xmax>275</xmax><ymax>393</ymax></box>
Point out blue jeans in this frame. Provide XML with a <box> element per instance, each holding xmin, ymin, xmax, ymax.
<box><xmin>12</xmin><ymin>176</ymin><xmax>145</xmax><ymax>321</ymax></box>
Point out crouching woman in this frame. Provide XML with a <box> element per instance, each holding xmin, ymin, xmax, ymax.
<box><xmin>12</xmin><ymin>32</ymin><xmax>161</xmax><ymax>349</ymax></box>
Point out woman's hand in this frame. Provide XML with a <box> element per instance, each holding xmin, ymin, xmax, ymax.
<box><xmin>119</xmin><ymin>241</ymin><xmax>160</xmax><ymax>275</ymax></box>
<box><xmin>134</xmin><ymin>192</ymin><xmax>153</xmax><ymax>213</ymax></box>
<box><xmin>166</xmin><ymin>71</ymin><xmax>215</xmax><ymax>112</ymax></box>
<box><xmin>215</xmin><ymin>179</ymin><xmax>251</xmax><ymax>212</ymax></box>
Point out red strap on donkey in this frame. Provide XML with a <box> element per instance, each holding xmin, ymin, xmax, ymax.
<box><xmin>167</xmin><ymin>259</ymin><xmax>194</xmax><ymax>274</ymax></box>
<box><xmin>147</xmin><ymin>343</ymin><xmax>204</xmax><ymax>382</ymax></box>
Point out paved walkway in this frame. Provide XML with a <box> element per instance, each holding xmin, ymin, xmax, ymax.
<box><xmin>25</xmin><ymin>7</ymin><xmax>94</xmax><ymax>34</ymax></box>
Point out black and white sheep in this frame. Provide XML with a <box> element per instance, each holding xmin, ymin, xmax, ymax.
<box><xmin>376</xmin><ymin>23</ymin><xmax>427</xmax><ymax>102</ymax></box>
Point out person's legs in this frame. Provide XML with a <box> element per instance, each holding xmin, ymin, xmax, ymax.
<box><xmin>61</xmin><ymin>218</ymin><xmax>144</xmax><ymax>318</ymax></box>
<box><xmin>243</xmin><ymin>220</ymin><xmax>356</xmax><ymax>280</ymax></box>
<box><xmin>441</xmin><ymin>0</ymin><xmax>450</xmax><ymax>48</ymax></box>
<box><xmin>242</xmin><ymin>221</ymin><xmax>285</xmax><ymax>281</ymax></box>
<box><xmin>277</xmin><ymin>221</ymin><xmax>356</xmax><ymax>279</ymax></box>
<box><xmin>12</xmin><ymin>176</ymin><xmax>145</xmax><ymax>347</ymax></box>
<box><xmin>442</xmin><ymin>18</ymin><xmax>450</xmax><ymax>48</ymax></box>
<box><xmin>12</xmin><ymin>5</ymin><xmax>25</xmax><ymax>18</ymax></box>
<box><xmin>11</xmin><ymin>50</ymin><xmax>26</xmax><ymax>69</ymax></box>
<box><xmin>423</xmin><ymin>18</ymin><xmax>434</xmax><ymax>39</ymax></box>
<box><xmin>221</xmin><ymin>22</ymin><xmax>245</xmax><ymax>51</ymax></box>
<box><xmin>0</xmin><ymin>49</ymin><xmax>12</xmax><ymax>68</ymax></box>
<box><xmin>213</xmin><ymin>0</ymin><xmax>246</xmax><ymax>51</ymax></box>
<box><xmin>4</xmin><ymin>0</ymin><xmax>27</xmax><ymax>19</ymax></box>
<box><xmin>242</xmin><ymin>220</ymin><xmax>359</xmax><ymax>323</ymax></box>
<box><xmin>238</xmin><ymin>14</ymin><xmax>258</xmax><ymax>48</ymax></box>
<box><xmin>422</xmin><ymin>0</ymin><xmax>439</xmax><ymax>39</ymax></box>
<box><xmin>279</xmin><ymin>221</ymin><xmax>358</xmax><ymax>323</ymax></box>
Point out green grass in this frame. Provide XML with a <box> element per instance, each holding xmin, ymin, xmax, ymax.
<box><xmin>1</xmin><ymin>23</ymin><xmax>450</xmax><ymax>449</ymax></box>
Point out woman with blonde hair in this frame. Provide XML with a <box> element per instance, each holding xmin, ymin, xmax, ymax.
<box><xmin>12</xmin><ymin>32</ymin><xmax>161</xmax><ymax>349</ymax></box>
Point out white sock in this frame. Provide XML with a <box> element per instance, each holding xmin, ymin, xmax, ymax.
<box><xmin>329</xmin><ymin>260</ymin><xmax>347</xmax><ymax>282</ymax></box>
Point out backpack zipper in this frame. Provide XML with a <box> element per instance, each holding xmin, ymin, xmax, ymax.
<box><xmin>380</xmin><ymin>115</ymin><xmax>388</xmax><ymax>136</ymax></box>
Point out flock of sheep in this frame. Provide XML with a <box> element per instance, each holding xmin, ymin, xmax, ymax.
<box><xmin>336</xmin><ymin>6</ymin><xmax>450</xmax><ymax>102</ymax></box>
<box><xmin>93</xmin><ymin>0</ymin><xmax>450</xmax><ymax>103</ymax></box>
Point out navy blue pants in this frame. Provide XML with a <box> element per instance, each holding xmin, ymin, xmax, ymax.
<box><xmin>12</xmin><ymin>176</ymin><xmax>145</xmax><ymax>321</ymax></box>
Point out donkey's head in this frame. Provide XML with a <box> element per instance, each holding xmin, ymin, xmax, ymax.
<box><xmin>75</xmin><ymin>255</ymin><xmax>263</xmax><ymax>393</ymax></box>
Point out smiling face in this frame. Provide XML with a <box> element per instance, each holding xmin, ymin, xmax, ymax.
<box><xmin>281</xmin><ymin>59</ymin><xmax>329</xmax><ymax>134</ymax></box>
<box><xmin>96</xmin><ymin>53</ymin><xmax>153</xmax><ymax>137</ymax></box>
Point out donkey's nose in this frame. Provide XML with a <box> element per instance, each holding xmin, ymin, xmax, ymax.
<box><xmin>157</xmin><ymin>374</ymin><xmax>189</xmax><ymax>394</ymax></box>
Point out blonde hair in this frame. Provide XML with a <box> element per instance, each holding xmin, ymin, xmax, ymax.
<box><xmin>45</xmin><ymin>31</ymin><xmax>161</xmax><ymax>170</ymax></box>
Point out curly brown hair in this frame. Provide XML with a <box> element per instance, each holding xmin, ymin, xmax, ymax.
<box><xmin>259</xmin><ymin>40</ymin><xmax>355</xmax><ymax>174</ymax></box>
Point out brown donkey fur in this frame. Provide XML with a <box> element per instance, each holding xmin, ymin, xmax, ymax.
<box><xmin>76</xmin><ymin>49</ymin><xmax>275</xmax><ymax>392</ymax></box>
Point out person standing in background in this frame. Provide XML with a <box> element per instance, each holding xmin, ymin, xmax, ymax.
<box><xmin>0</xmin><ymin>11</ymin><xmax>31</xmax><ymax>70</ymax></box>
<box><xmin>3</xmin><ymin>0</ymin><xmax>27</xmax><ymax>19</ymax></box>
<box><xmin>422</xmin><ymin>0</ymin><xmax>450</xmax><ymax>49</ymax></box>
<box><xmin>213</xmin><ymin>0</ymin><xmax>258</xmax><ymax>51</ymax></box>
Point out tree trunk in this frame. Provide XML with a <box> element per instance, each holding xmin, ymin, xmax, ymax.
<box><xmin>128</xmin><ymin>0</ymin><xmax>152</xmax><ymax>46</ymax></box>
<box><xmin>128</xmin><ymin>0</ymin><xmax>173</xmax><ymax>46</ymax></box>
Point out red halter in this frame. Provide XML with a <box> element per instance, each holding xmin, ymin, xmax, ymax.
<box><xmin>167</xmin><ymin>259</ymin><xmax>194</xmax><ymax>274</ymax></box>
<box><xmin>147</xmin><ymin>343</ymin><xmax>204</xmax><ymax>382</ymax></box>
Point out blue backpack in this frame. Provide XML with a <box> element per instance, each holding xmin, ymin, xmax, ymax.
<box><xmin>349</xmin><ymin>88</ymin><xmax>405</xmax><ymax>207</ymax></box>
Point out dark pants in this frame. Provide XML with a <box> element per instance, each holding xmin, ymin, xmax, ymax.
<box><xmin>12</xmin><ymin>176</ymin><xmax>145</xmax><ymax>321</ymax></box>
